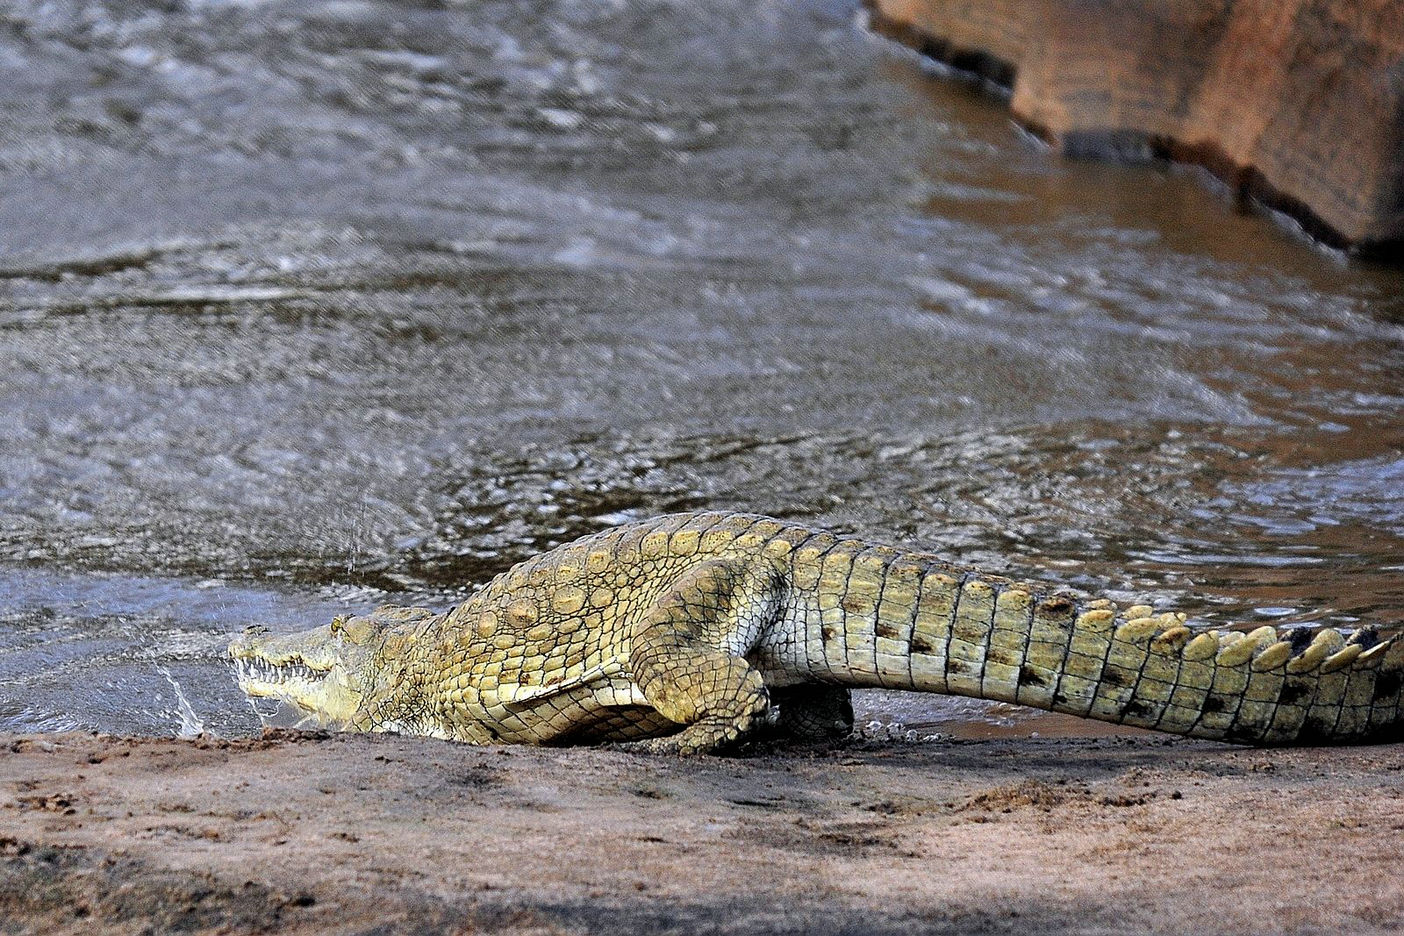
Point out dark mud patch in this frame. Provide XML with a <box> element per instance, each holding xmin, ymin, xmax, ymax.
<box><xmin>960</xmin><ymin>778</ymin><xmax>1078</xmax><ymax>813</ymax></box>
<box><xmin>488</xmin><ymin>896</ymin><xmax>1118</xmax><ymax>936</ymax></box>
<box><xmin>725</xmin><ymin>815</ymin><xmax>910</xmax><ymax>859</ymax></box>
<box><xmin>0</xmin><ymin>835</ymin><xmax>1117</xmax><ymax>936</ymax></box>
<box><xmin>0</xmin><ymin>841</ymin><xmax>308</xmax><ymax>936</ymax></box>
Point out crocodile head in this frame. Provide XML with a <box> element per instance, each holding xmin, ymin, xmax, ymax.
<box><xmin>228</xmin><ymin>611</ymin><xmax>403</xmax><ymax>728</ymax></box>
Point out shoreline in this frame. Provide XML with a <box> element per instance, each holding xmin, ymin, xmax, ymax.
<box><xmin>3</xmin><ymin>729</ymin><xmax>1402</xmax><ymax>934</ymax></box>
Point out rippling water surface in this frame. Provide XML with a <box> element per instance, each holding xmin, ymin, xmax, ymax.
<box><xmin>2</xmin><ymin>0</ymin><xmax>1402</xmax><ymax>738</ymax></box>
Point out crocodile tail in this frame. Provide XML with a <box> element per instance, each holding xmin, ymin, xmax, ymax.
<box><xmin>801</xmin><ymin>550</ymin><xmax>1404</xmax><ymax>744</ymax></box>
<box><xmin>999</xmin><ymin>598</ymin><xmax>1404</xmax><ymax>745</ymax></box>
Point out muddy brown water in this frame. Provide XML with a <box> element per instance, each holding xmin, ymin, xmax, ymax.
<box><xmin>1</xmin><ymin>0</ymin><xmax>1401</xmax><ymax>739</ymax></box>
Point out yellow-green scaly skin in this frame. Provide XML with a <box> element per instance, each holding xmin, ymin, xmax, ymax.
<box><xmin>230</xmin><ymin>512</ymin><xmax>1404</xmax><ymax>753</ymax></box>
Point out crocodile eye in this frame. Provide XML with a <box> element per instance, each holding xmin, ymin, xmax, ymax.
<box><xmin>330</xmin><ymin>615</ymin><xmax>378</xmax><ymax>645</ymax></box>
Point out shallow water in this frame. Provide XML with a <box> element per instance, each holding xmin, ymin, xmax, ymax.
<box><xmin>2</xmin><ymin>0</ymin><xmax>1402</xmax><ymax>739</ymax></box>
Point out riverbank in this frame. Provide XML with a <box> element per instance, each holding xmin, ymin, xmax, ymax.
<box><xmin>867</xmin><ymin>0</ymin><xmax>1404</xmax><ymax>253</ymax></box>
<box><xmin>2</xmin><ymin>729</ymin><xmax>1401</xmax><ymax>934</ymax></box>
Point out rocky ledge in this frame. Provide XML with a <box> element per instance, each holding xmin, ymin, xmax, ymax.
<box><xmin>868</xmin><ymin>0</ymin><xmax>1404</xmax><ymax>254</ymax></box>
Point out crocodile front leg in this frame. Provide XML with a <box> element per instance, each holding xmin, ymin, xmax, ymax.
<box><xmin>624</xmin><ymin>560</ymin><xmax>774</xmax><ymax>755</ymax></box>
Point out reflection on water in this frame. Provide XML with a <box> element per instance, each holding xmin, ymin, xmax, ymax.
<box><xmin>1</xmin><ymin>0</ymin><xmax>1401</xmax><ymax>737</ymax></box>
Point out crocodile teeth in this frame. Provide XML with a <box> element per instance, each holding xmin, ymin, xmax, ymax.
<box><xmin>234</xmin><ymin>657</ymin><xmax>319</xmax><ymax>685</ymax></box>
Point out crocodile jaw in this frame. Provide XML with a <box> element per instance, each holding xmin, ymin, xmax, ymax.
<box><xmin>228</xmin><ymin>624</ymin><xmax>369</xmax><ymax>726</ymax></box>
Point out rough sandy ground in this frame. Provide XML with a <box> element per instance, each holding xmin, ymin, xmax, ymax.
<box><xmin>2</xmin><ymin>728</ymin><xmax>1402</xmax><ymax>935</ymax></box>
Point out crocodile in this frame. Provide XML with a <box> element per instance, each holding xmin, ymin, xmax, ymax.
<box><xmin>229</xmin><ymin>511</ymin><xmax>1404</xmax><ymax>753</ymax></box>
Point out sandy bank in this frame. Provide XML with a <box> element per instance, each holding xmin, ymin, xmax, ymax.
<box><xmin>2</xmin><ymin>729</ymin><xmax>1402</xmax><ymax>934</ymax></box>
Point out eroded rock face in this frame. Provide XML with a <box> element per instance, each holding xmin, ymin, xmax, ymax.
<box><xmin>870</xmin><ymin>0</ymin><xmax>1404</xmax><ymax>251</ymax></box>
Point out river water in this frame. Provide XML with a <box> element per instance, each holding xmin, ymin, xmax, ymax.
<box><xmin>2</xmin><ymin>0</ymin><xmax>1402</xmax><ymax>740</ymax></box>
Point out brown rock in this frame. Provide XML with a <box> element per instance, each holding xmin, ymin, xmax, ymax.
<box><xmin>869</xmin><ymin>0</ymin><xmax>1404</xmax><ymax>251</ymax></box>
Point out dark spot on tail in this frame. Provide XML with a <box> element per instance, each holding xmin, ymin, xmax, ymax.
<box><xmin>1100</xmin><ymin>667</ymin><xmax>1131</xmax><ymax>688</ymax></box>
<box><xmin>1374</xmin><ymin>669</ymin><xmax>1402</xmax><ymax>702</ymax></box>
<box><xmin>911</xmin><ymin>635</ymin><xmax>937</xmax><ymax>654</ymax></box>
<box><xmin>1018</xmin><ymin>666</ymin><xmax>1047</xmax><ymax>687</ymax></box>
<box><xmin>1278</xmin><ymin>681</ymin><xmax>1311</xmax><ymax>705</ymax></box>
<box><xmin>821</xmin><ymin>625</ymin><xmax>837</xmax><ymax>643</ymax></box>
<box><xmin>1119</xmin><ymin>700</ymin><xmax>1152</xmax><ymax>721</ymax></box>
<box><xmin>1201</xmin><ymin>695</ymin><xmax>1227</xmax><ymax>714</ymax></box>
<box><xmin>875</xmin><ymin>621</ymin><xmax>901</xmax><ymax>640</ymax></box>
<box><xmin>1284</xmin><ymin>627</ymin><xmax>1313</xmax><ymax>654</ymax></box>
<box><xmin>1038</xmin><ymin>596</ymin><xmax>1076</xmax><ymax>617</ymax></box>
